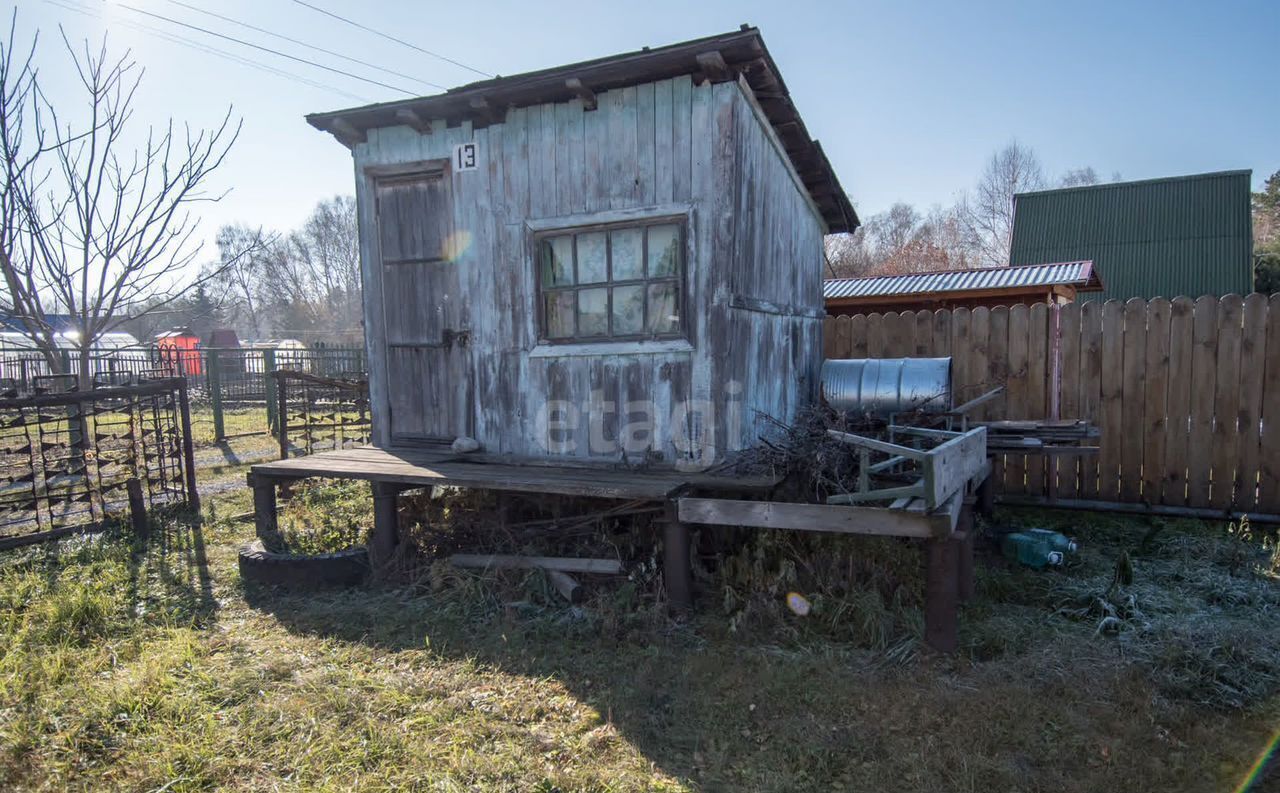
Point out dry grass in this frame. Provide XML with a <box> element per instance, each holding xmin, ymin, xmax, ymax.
<box><xmin>0</xmin><ymin>482</ymin><xmax>1278</xmax><ymax>792</ymax></box>
<box><xmin>185</xmin><ymin>407</ymin><xmax>269</xmax><ymax>448</ymax></box>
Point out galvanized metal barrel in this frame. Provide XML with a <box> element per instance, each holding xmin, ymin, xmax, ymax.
<box><xmin>820</xmin><ymin>357</ymin><xmax>952</xmax><ymax>416</ymax></box>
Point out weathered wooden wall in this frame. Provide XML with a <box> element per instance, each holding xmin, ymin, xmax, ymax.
<box><xmin>824</xmin><ymin>295</ymin><xmax>1280</xmax><ymax>518</ymax></box>
<box><xmin>351</xmin><ymin>76</ymin><xmax>826</xmax><ymax>463</ymax></box>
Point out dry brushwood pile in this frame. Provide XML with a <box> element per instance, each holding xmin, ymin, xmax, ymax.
<box><xmin>340</xmin><ymin>408</ymin><xmax>951</xmax><ymax>648</ymax></box>
<box><xmin>733</xmin><ymin>405</ymin><xmax>946</xmax><ymax>504</ymax></box>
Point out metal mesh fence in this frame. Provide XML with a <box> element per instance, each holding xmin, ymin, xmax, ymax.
<box><xmin>0</xmin><ymin>377</ymin><xmax>198</xmax><ymax>549</ymax></box>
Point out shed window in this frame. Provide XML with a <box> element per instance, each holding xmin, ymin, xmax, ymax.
<box><xmin>537</xmin><ymin>221</ymin><xmax>684</xmax><ymax>342</ymax></box>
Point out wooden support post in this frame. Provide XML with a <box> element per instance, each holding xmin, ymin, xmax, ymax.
<box><xmin>663</xmin><ymin>500</ymin><xmax>693</xmax><ymax>611</ymax></box>
<box><xmin>547</xmin><ymin>570</ymin><xmax>583</xmax><ymax>604</ymax></box>
<box><xmin>207</xmin><ymin>348</ymin><xmax>225</xmax><ymax>441</ymax></box>
<box><xmin>177</xmin><ymin>379</ymin><xmax>200</xmax><ymax>513</ymax></box>
<box><xmin>263</xmin><ymin>349</ymin><xmax>279</xmax><ymax>434</ymax></box>
<box><xmin>976</xmin><ymin>466</ymin><xmax>996</xmax><ymax>518</ymax></box>
<box><xmin>126</xmin><ymin>477</ymin><xmax>148</xmax><ymax>539</ymax></box>
<box><xmin>251</xmin><ymin>474</ymin><xmax>281</xmax><ymax>551</ymax></box>
<box><xmin>370</xmin><ymin>481</ymin><xmax>401</xmax><ymax>574</ymax></box>
<box><xmin>925</xmin><ymin>536</ymin><xmax>960</xmax><ymax>653</ymax></box>
<box><xmin>955</xmin><ymin>499</ymin><xmax>976</xmax><ymax>603</ymax></box>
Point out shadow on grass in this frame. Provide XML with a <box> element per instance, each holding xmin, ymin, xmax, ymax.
<box><xmin>125</xmin><ymin>505</ymin><xmax>218</xmax><ymax>627</ymax></box>
<box><xmin>241</xmin><ymin>575</ymin><xmax>905</xmax><ymax>790</ymax></box>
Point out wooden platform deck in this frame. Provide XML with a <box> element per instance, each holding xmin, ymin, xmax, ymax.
<box><xmin>247</xmin><ymin>443</ymin><xmax>988</xmax><ymax>654</ymax></box>
<box><xmin>248</xmin><ymin>446</ymin><xmax>780</xmax><ymax>500</ymax></box>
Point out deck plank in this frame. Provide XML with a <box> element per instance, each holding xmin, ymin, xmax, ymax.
<box><xmin>251</xmin><ymin>447</ymin><xmax>779</xmax><ymax>500</ymax></box>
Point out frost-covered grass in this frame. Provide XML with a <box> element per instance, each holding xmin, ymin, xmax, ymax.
<box><xmin>0</xmin><ymin>484</ymin><xmax>1277</xmax><ymax>792</ymax></box>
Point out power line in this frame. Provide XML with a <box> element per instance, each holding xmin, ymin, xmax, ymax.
<box><xmin>111</xmin><ymin>1</ymin><xmax>417</xmax><ymax>96</ymax></box>
<box><xmin>161</xmin><ymin>0</ymin><xmax>445</xmax><ymax>91</ymax></box>
<box><xmin>44</xmin><ymin>0</ymin><xmax>372</xmax><ymax>103</ymax></box>
<box><xmin>288</xmin><ymin>0</ymin><xmax>492</xmax><ymax>79</ymax></box>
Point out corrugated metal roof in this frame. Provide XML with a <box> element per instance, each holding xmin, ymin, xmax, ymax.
<box><xmin>1009</xmin><ymin>170</ymin><xmax>1253</xmax><ymax>302</ymax></box>
<box><xmin>823</xmin><ymin>261</ymin><xmax>1099</xmax><ymax>300</ymax></box>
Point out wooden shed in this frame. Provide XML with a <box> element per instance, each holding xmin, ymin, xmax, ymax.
<box><xmin>305</xmin><ymin>27</ymin><xmax>856</xmax><ymax>468</ymax></box>
<box><xmin>250</xmin><ymin>30</ymin><xmax>991</xmax><ymax>648</ymax></box>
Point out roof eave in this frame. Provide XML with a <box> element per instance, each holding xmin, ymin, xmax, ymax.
<box><xmin>307</xmin><ymin>27</ymin><xmax>857</xmax><ymax>233</ymax></box>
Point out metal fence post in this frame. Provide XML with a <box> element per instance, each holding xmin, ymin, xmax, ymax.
<box><xmin>207</xmin><ymin>348</ymin><xmax>225</xmax><ymax>441</ymax></box>
<box><xmin>263</xmin><ymin>349</ymin><xmax>278</xmax><ymax>434</ymax></box>
<box><xmin>276</xmin><ymin>372</ymin><xmax>289</xmax><ymax>460</ymax></box>
<box><xmin>177</xmin><ymin>378</ymin><xmax>201</xmax><ymax>514</ymax></box>
<box><xmin>60</xmin><ymin>349</ymin><xmax>89</xmax><ymax>469</ymax></box>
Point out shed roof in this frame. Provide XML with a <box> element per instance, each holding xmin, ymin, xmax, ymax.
<box><xmin>1008</xmin><ymin>170</ymin><xmax>1253</xmax><ymax>301</ymax></box>
<box><xmin>0</xmin><ymin>313</ymin><xmax>80</xmax><ymax>335</ymax></box>
<box><xmin>306</xmin><ymin>27</ymin><xmax>857</xmax><ymax>232</ymax></box>
<box><xmin>824</xmin><ymin>261</ymin><xmax>1102</xmax><ymax>301</ymax></box>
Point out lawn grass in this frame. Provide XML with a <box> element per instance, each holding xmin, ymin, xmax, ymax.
<box><xmin>0</xmin><ymin>482</ymin><xmax>1278</xmax><ymax>792</ymax></box>
<box><xmin>186</xmin><ymin>406</ymin><xmax>270</xmax><ymax>448</ymax></box>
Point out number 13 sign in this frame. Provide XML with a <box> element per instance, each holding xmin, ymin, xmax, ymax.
<box><xmin>453</xmin><ymin>142</ymin><xmax>479</xmax><ymax>172</ymax></box>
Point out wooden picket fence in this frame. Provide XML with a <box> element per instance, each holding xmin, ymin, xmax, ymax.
<box><xmin>823</xmin><ymin>294</ymin><xmax>1280</xmax><ymax>519</ymax></box>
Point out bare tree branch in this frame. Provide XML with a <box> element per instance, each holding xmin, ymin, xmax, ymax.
<box><xmin>0</xmin><ymin>14</ymin><xmax>246</xmax><ymax>385</ymax></box>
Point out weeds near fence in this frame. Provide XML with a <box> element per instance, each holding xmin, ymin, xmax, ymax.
<box><xmin>970</xmin><ymin>509</ymin><xmax>1280</xmax><ymax>710</ymax></box>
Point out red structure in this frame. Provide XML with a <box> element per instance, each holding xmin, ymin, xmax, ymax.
<box><xmin>155</xmin><ymin>328</ymin><xmax>203</xmax><ymax>376</ymax></box>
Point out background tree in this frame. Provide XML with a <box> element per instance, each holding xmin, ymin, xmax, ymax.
<box><xmin>826</xmin><ymin>202</ymin><xmax>978</xmax><ymax>277</ymax></box>
<box><xmin>0</xmin><ymin>16</ymin><xmax>242</xmax><ymax>386</ymax></box>
<box><xmin>1059</xmin><ymin>166</ymin><xmax>1100</xmax><ymax>187</ymax></box>
<box><xmin>960</xmin><ymin>140</ymin><xmax>1046</xmax><ymax>268</ymax></box>
<box><xmin>206</xmin><ymin>196</ymin><xmax>362</xmax><ymax>343</ymax></box>
<box><xmin>827</xmin><ymin>144</ymin><xmax>1116</xmax><ymax>278</ymax></box>
<box><xmin>1254</xmin><ymin>169</ymin><xmax>1280</xmax><ymax>293</ymax></box>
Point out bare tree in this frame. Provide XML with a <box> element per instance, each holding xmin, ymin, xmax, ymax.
<box><xmin>825</xmin><ymin>230</ymin><xmax>872</xmax><ymax>278</ymax></box>
<box><xmin>289</xmin><ymin>195</ymin><xmax>360</xmax><ymax>333</ymax></box>
<box><xmin>962</xmin><ymin>140</ymin><xmax>1046</xmax><ymax>267</ymax></box>
<box><xmin>207</xmin><ymin>197</ymin><xmax>362</xmax><ymax>343</ymax></box>
<box><xmin>826</xmin><ymin>202</ymin><xmax>978</xmax><ymax>278</ymax></box>
<box><xmin>211</xmin><ymin>224</ymin><xmax>274</xmax><ymax>338</ymax></box>
<box><xmin>0</xmin><ymin>17</ymin><xmax>242</xmax><ymax>386</ymax></box>
<box><xmin>0</xmin><ymin>17</ymin><xmax>59</xmax><ymax>361</ymax></box>
<box><xmin>1059</xmin><ymin>166</ymin><xmax>1100</xmax><ymax>187</ymax></box>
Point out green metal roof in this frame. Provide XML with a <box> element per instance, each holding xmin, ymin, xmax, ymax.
<box><xmin>1008</xmin><ymin>170</ymin><xmax>1254</xmax><ymax>301</ymax></box>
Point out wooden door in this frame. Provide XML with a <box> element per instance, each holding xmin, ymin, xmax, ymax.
<box><xmin>374</xmin><ymin>167</ymin><xmax>471</xmax><ymax>444</ymax></box>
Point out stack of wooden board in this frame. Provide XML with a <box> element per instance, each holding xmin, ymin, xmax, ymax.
<box><xmin>976</xmin><ymin>419</ymin><xmax>1099</xmax><ymax>453</ymax></box>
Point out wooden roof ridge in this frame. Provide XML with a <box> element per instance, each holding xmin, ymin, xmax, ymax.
<box><xmin>306</xmin><ymin>26</ymin><xmax>857</xmax><ymax>233</ymax></box>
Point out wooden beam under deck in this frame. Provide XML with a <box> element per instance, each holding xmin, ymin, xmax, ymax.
<box><xmin>678</xmin><ymin>496</ymin><xmax>959</xmax><ymax>538</ymax></box>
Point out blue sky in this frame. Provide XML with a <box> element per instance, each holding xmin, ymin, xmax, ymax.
<box><xmin>15</xmin><ymin>0</ymin><xmax>1280</xmax><ymax>249</ymax></box>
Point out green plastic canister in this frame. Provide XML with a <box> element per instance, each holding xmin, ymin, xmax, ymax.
<box><xmin>1024</xmin><ymin>528</ymin><xmax>1079</xmax><ymax>554</ymax></box>
<box><xmin>1000</xmin><ymin>532</ymin><xmax>1065</xmax><ymax>570</ymax></box>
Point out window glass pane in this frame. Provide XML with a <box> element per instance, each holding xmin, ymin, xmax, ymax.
<box><xmin>540</xmin><ymin>236</ymin><xmax>574</xmax><ymax>286</ymax></box>
<box><xmin>544</xmin><ymin>291</ymin><xmax>575</xmax><ymax>338</ymax></box>
<box><xmin>611</xmin><ymin>285</ymin><xmax>645</xmax><ymax>335</ymax></box>
<box><xmin>577</xmin><ymin>232</ymin><xmax>608</xmax><ymax>284</ymax></box>
<box><xmin>610</xmin><ymin>228</ymin><xmax>644</xmax><ymax>281</ymax></box>
<box><xmin>647</xmin><ymin>224</ymin><xmax>680</xmax><ymax>277</ymax></box>
<box><xmin>646</xmin><ymin>282</ymin><xmax>680</xmax><ymax>334</ymax></box>
<box><xmin>578</xmin><ymin>288</ymin><xmax>609</xmax><ymax>336</ymax></box>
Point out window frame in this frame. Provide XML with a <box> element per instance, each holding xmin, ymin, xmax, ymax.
<box><xmin>532</xmin><ymin>216</ymin><xmax>688</xmax><ymax>345</ymax></box>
